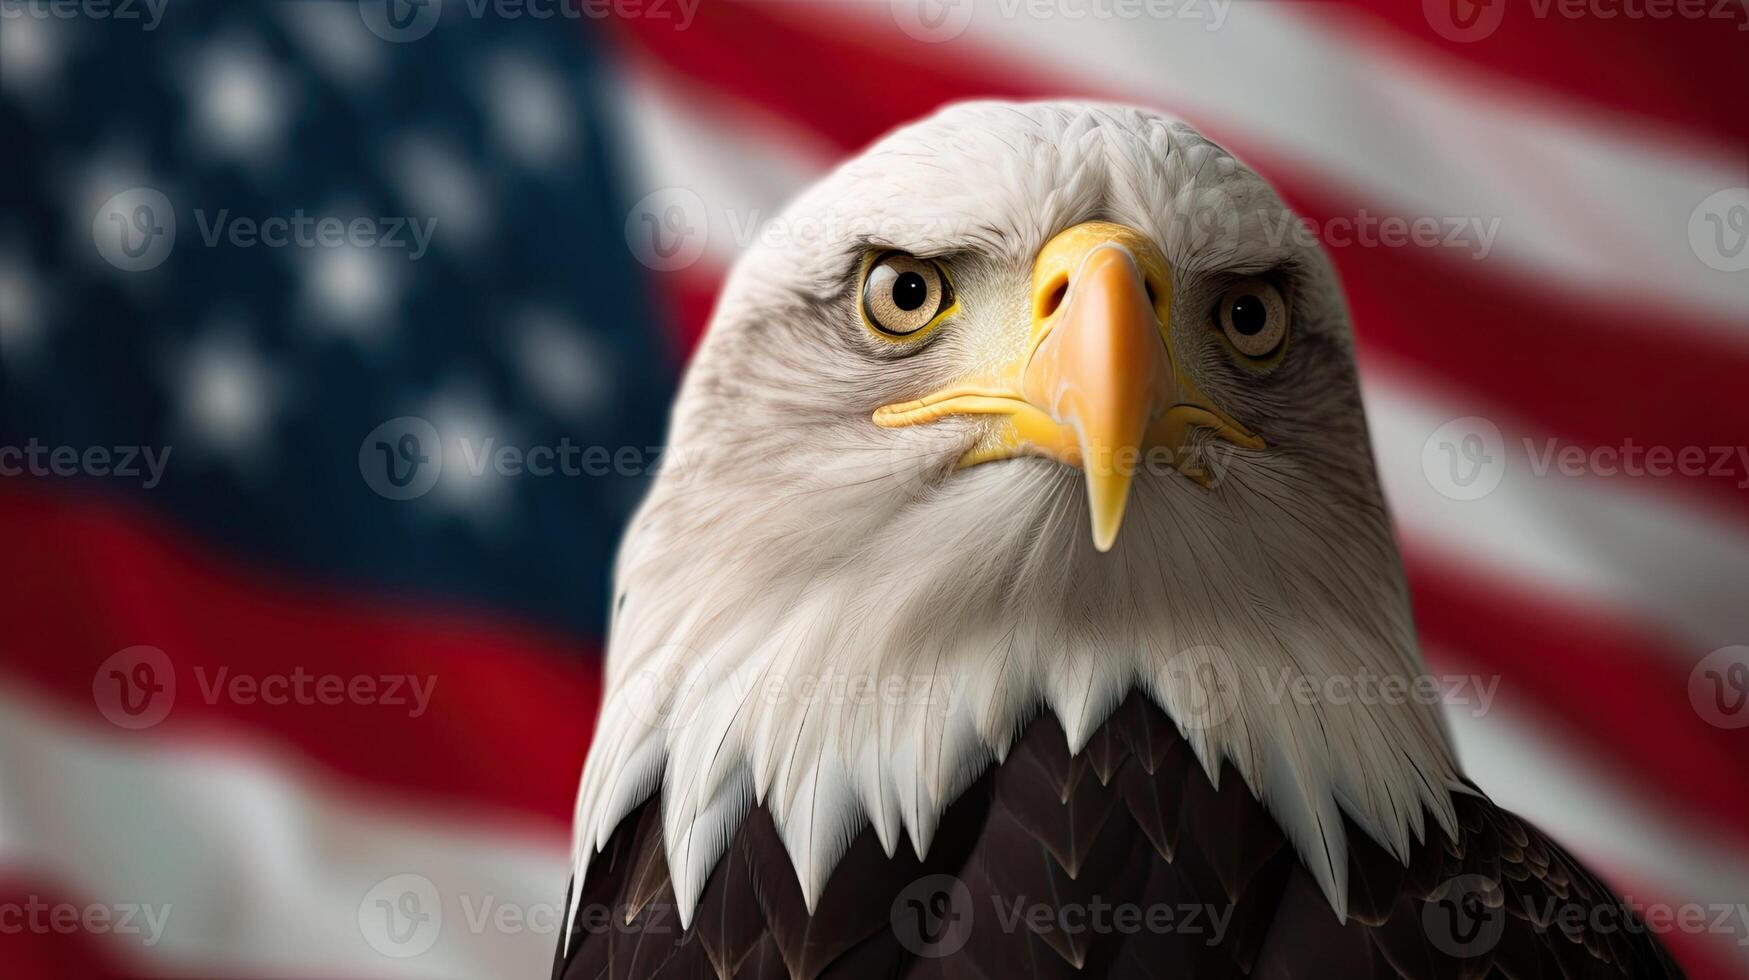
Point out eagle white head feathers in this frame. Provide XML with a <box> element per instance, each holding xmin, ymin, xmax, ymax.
<box><xmin>567</xmin><ymin>101</ymin><xmax>1467</xmax><ymax>941</ymax></box>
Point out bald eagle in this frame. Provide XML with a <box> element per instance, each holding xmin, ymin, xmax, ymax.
<box><xmin>553</xmin><ymin>102</ymin><xmax>1680</xmax><ymax>979</ymax></box>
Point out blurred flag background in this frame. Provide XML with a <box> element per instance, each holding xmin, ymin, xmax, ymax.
<box><xmin>2</xmin><ymin>0</ymin><xmax>1747</xmax><ymax>977</ymax></box>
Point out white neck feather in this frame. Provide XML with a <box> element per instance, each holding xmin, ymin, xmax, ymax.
<box><xmin>567</xmin><ymin>449</ymin><xmax>1464</xmax><ymax>936</ymax></box>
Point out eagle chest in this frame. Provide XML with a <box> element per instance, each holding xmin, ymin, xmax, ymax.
<box><xmin>553</xmin><ymin>692</ymin><xmax>1677</xmax><ymax>979</ymax></box>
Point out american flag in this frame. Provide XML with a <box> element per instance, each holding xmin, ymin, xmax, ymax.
<box><xmin>2</xmin><ymin>1</ymin><xmax>1746</xmax><ymax>977</ymax></box>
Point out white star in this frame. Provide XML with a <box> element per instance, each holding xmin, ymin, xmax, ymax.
<box><xmin>273</xmin><ymin>1</ymin><xmax>384</xmax><ymax>88</ymax></box>
<box><xmin>510</xmin><ymin>308</ymin><xmax>612</xmax><ymax>423</ymax></box>
<box><xmin>418</xmin><ymin>381</ymin><xmax>518</xmax><ymax>528</ymax></box>
<box><xmin>171</xmin><ymin>326</ymin><xmax>284</xmax><ymax>473</ymax></box>
<box><xmin>67</xmin><ymin>148</ymin><xmax>166</xmax><ymax>276</ymax></box>
<box><xmin>0</xmin><ymin>12</ymin><xmax>68</xmax><ymax>104</ymax></box>
<box><xmin>387</xmin><ymin>133</ymin><xmax>488</xmax><ymax>253</ymax></box>
<box><xmin>184</xmin><ymin>33</ymin><xmax>294</xmax><ymax>165</ymax></box>
<box><xmin>481</xmin><ymin>52</ymin><xmax>578</xmax><ymax>172</ymax></box>
<box><xmin>298</xmin><ymin>239</ymin><xmax>401</xmax><ymax>343</ymax></box>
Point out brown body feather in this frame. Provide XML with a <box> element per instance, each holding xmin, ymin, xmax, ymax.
<box><xmin>554</xmin><ymin>693</ymin><xmax>1681</xmax><ymax>979</ymax></box>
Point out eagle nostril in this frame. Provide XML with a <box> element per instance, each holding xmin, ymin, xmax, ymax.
<box><xmin>1038</xmin><ymin>277</ymin><xmax>1069</xmax><ymax>319</ymax></box>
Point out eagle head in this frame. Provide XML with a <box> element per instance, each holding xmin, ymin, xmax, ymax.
<box><xmin>571</xmin><ymin>101</ymin><xmax>1462</xmax><ymax>930</ymax></box>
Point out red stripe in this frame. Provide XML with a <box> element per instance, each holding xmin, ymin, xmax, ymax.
<box><xmin>1406</xmin><ymin>545</ymin><xmax>1749</xmax><ymax>853</ymax></box>
<box><xmin>661</xmin><ymin>262</ymin><xmax>722</xmax><ymax>354</ymax></box>
<box><xmin>0</xmin><ymin>878</ymin><xmax>144</xmax><ymax>980</ymax></box>
<box><xmin>0</xmin><ymin>488</ymin><xmax>598</xmax><ymax>831</ymax></box>
<box><xmin>1302</xmin><ymin>0</ymin><xmax>1749</xmax><ymax>151</ymax></box>
<box><xmin>601</xmin><ymin>2</ymin><xmax>1054</xmax><ymax>153</ymax></box>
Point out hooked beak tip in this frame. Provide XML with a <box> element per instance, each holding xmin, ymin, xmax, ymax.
<box><xmin>1083</xmin><ymin>449</ymin><xmax>1137</xmax><ymax>553</ymax></box>
<box><xmin>1091</xmin><ymin>514</ymin><xmax>1123</xmax><ymax>553</ymax></box>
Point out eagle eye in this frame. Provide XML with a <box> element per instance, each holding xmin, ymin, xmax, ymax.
<box><xmin>861</xmin><ymin>252</ymin><xmax>954</xmax><ymax>340</ymax></box>
<box><xmin>1217</xmin><ymin>277</ymin><xmax>1288</xmax><ymax>360</ymax></box>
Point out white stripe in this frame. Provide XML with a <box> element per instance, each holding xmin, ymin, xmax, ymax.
<box><xmin>1445</xmin><ymin>692</ymin><xmax>1749</xmax><ymax>965</ymax></box>
<box><xmin>884</xmin><ymin>0</ymin><xmax>1749</xmax><ymax>331</ymax></box>
<box><xmin>0</xmin><ymin>684</ymin><xmax>567</xmax><ymax>979</ymax></box>
<box><xmin>1364</xmin><ymin>370</ymin><xmax>1749</xmax><ymax>657</ymax></box>
<box><xmin>606</xmin><ymin>63</ymin><xmax>835</xmax><ymax>267</ymax></box>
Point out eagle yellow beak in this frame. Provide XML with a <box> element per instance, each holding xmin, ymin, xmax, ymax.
<box><xmin>873</xmin><ymin>221</ymin><xmax>1263</xmax><ymax>552</ymax></box>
